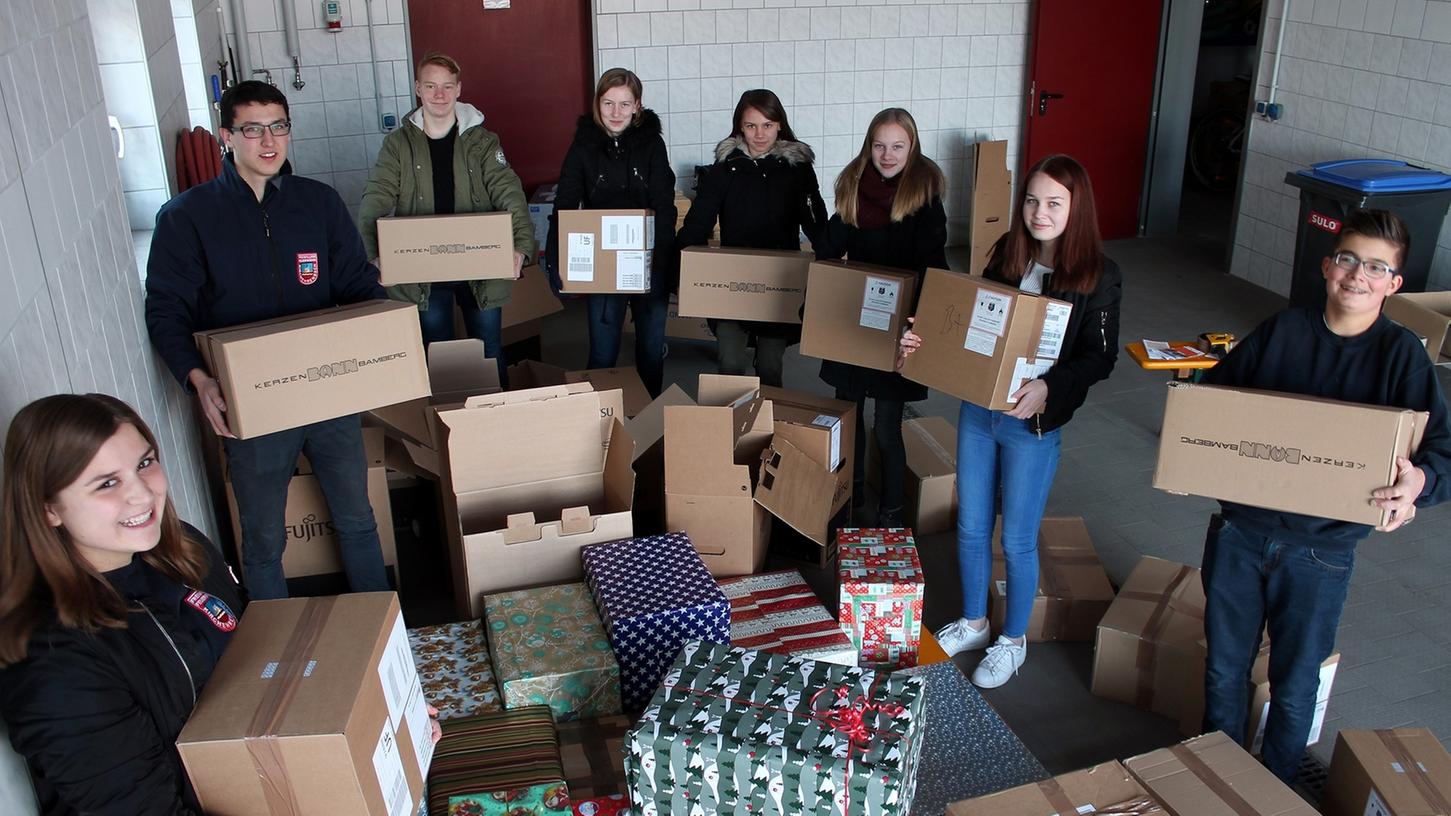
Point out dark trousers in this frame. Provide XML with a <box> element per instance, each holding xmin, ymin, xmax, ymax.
<box><xmin>715</xmin><ymin>320</ymin><xmax>788</xmax><ymax>388</ymax></box>
<box><xmin>836</xmin><ymin>389</ymin><xmax>905</xmax><ymax>512</ymax></box>
<box><xmin>586</xmin><ymin>291</ymin><xmax>668</xmax><ymax>397</ymax></box>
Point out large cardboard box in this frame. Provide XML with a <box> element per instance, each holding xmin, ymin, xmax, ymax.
<box><xmin>501</xmin><ymin>264</ymin><xmax>565</xmax><ymax>327</ymax></box>
<box><xmin>557</xmin><ymin>209</ymin><xmax>654</xmax><ymax>294</ymax></box>
<box><xmin>1322</xmin><ymin>728</ymin><xmax>1451</xmax><ymax>816</ymax></box>
<box><xmin>376</xmin><ymin>211</ymin><xmax>517</xmax><ymax>284</ymax></box>
<box><xmin>196</xmin><ymin>300</ymin><xmax>430</xmax><ymax>439</ymax></box>
<box><xmin>1091</xmin><ymin>556</ymin><xmax>1205</xmax><ymax>719</ymax></box>
<box><xmin>438</xmin><ymin>383</ymin><xmax>636</xmax><ymax>618</ymax></box>
<box><xmin>664</xmin><ymin>374</ymin><xmax>774</xmax><ymax>576</ymax></box>
<box><xmin>868</xmin><ymin>416</ymin><xmax>958</xmax><ymax>535</ymax></box>
<box><xmin>987</xmin><ymin>516</ymin><xmax>1114</xmax><ymax>642</ymax></box>
<box><xmin>1153</xmin><ymin>382</ymin><xmax>1428</xmax><ymax>526</ymax></box>
<box><xmin>1177</xmin><ymin>639</ymin><xmax>1340</xmax><ymax>752</ymax></box>
<box><xmin>901</xmin><ymin>268</ymin><xmax>1072</xmax><ymax>410</ymax></box>
<box><xmin>1384</xmin><ymin>291</ymin><xmax>1451</xmax><ymax>365</ymax></box>
<box><xmin>967</xmin><ymin>140</ymin><xmax>1012</xmax><ymax>276</ymax></box>
<box><xmin>1125</xmin><ymin>732</ymin><xmax>1319</xmax><ymax>815</ymax></box>
<box><xmin>177</xmin><ymin>593</ymin><xmax>434</xmax><ymax>816</ymax></box>
<box><xmin>947</xmin><ymin>761</ymin><xmax>1158</xmax><ymax>816</ymax></box>
<box><xmin>799</xmin><ymin>260</ymin><xmax>918</xmax><ymax>371</ymax></box>
<box><xmin>677</xmin><ymin>246</ymin><xmax>812</xmax><ymax>323</ymax></box>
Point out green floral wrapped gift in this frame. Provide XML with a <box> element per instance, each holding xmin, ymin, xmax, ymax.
<box><xmin>484</xmin><ymin>583</ymin><xmax>622</xmax><ymax>721</ymax></box>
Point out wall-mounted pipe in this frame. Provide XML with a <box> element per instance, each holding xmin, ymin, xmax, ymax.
<box><xmin>1267</xmin><ymin>0</ymin><xmax>1291</xmax><ymax>107</ymax></box>
<box><xmin>228</xmin><ymin>0</ymin><xmax>252</xmax><ymax>85</ymax></box>
<box><xmin>362</xmin><ymin>0</ymin><xmax>385</xmax><ymax>133</ymax></box>
<box><xmin>279</xmin><ymin>0</ymin><xmax>305</xmax><ymax>90</ymax></box>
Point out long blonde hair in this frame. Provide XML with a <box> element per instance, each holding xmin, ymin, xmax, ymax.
<box><xmin>834</xmin><ymin>108</ymin><xmax>944</xmax><ymax>227</ymax></box>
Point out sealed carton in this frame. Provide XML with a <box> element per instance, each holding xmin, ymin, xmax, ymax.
<box><xmin>799</xmin><ymin>260</ymin><xmax>918</xmax><ymax>371</ymax></box>
<box><xmin>1091</xmin><ymin>556</ymin><xmax>1204</xmax><ymax>719</ymax></box>
<box><xmin>868</xmin><ymin>416</ymin><xmax>958</xmax><ymax>535</ymax></box>
<box><xmin>718</xmin><ymin>569</ymin><xmax>857</xmax><ymax>666</ymax></box>
<box><xmin>1177</xmin><ymin>639</ymin><xmax>1340</xmax><ymax>749</ymax></box>
<box><xmin>557</xmin><ymin>209</ymin><xmax>654</xmax><ymax>294</ymax></box>
<box><xmin>1384</xmin><ymin>290</ymin><xmax>1451</xmax><ymax>364</ymax></box>
<box><xmin>763</xmin><ymin>385</ymin><xmax>855</xmax><ymax>509</ymax></box>
<box><xmin>1321</xmin><ymin>728</ymin><xmax>1451</xmax><ymax>816</ymax></box>
<box><xmin>196</xmin><ymin>300</ymin><xmax>429</xmax><ymax>439</ymax></box>
<box><xmin>967</xmin><ymin>140</ymin><xmax>1012</xmax><ymax>276</ymax></box>
<box><xmin>500</xmin><ymin>264</ymin><xmax>565</xmax><ymax>327</ymax></box>
<box><xmin>677</xmin><ymin>246</ymin><xmax>812</xmax><ymax>322</ymax></box>
<box><xmin>988</xmin><ymin>516</ymin><xmax>1114</xmax><ymax>642</ymax></box>
<box><xmin>376</xmin><ymin>211</ymin><xmax>517</xmax><ymax>284</ymax></box>
<box><xmin>482</xmin><ymin>583</ymin><xmax>622</xmax><ymax>721</ymax></box>
<box><xmin>947</xmin><ymin>761</ymin><xmax>1157</xmax><ymax>816</ymax></box>
<box><xmin>177</xmin><ymin>593</ymin><xmax>434</xmax><ymax>816</ymax></box>
<box><xmin>753</xmin><ymin>387</ymin><xmax>854</xmax><ymax>553</ymax></box>
<box><xmin>901</xmin><ymin>268</ymin><xmax>1072</xmax><ymax>410</ymax></box>
<box><xmin>839</xmin><ymin>529</ymin><xmax>924</xmax><ymax>670</ymax></box>
<box><xmin>437</xmin><ymin>383</ymin><xmax>636</xmax><ymax>618</ymax></box>
<box><xmin>1125</xmin><ymin>731</ymin><xmax>1319</xmax><ymax>815</ymax></box>
<box><xmin>1153</xmin><ymin>382</ymin><xmax>1428</xmax><ymax>526</ymax></box>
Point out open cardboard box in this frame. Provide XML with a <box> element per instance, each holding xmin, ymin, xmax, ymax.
<box><xmin>1383</xmin><ymin>290</ymin><xmax>1451</xmax><ymax>365</ymax></box>
<box><xmin>366</xmin><ymin>339</ymin><xmax>502</xmax><ymax>477</ymax></box>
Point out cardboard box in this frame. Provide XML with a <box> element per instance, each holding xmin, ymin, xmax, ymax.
<box><xmin>947</xmin><ymin>761</ymin><xmax>1157</xmax><ymax>816</ymax></box>
<box><xmin>1091</xmin><ymin>556</ymin><xmax>1205</xmax><ymax>719</ymax></box>
<box><xmin>366</xmin><ymin>339</ymin><xmax>501</xmax><ymax>474</ymax></box>
<box><xmin>1153</xmin><ymin>382</ymin><xmax>1429</xmax><ymax>526</ymax></box>
<box><xmin>755</xmin><ymin>384</ymin><xmax>854</xmax><ymax>549</ymax></box>
<box><xmin>718</xmin><ymin>569</ymin><xmax>857</xmax><ymax>666</ymax></box>
<box><xmin>196</xmin><ymin>300</ymin><xmax>430</xmax><ymax>439</ymax></box>
<box><xmin>838</xmin><ymin>529</ymin><xmax>924</xmax><ymax>670</ymax></box>
<box><xmin>1384</xmin><ymin>291</ymin><xmax>1451</xmax><ymax>365</ymax></box>
<box><xmin>800</xmin><ymin>260</ymin><xmax>918</xmax><ymax>372</ymax></box>
<box><xmin>1177</xmin><ymin>639</ymin><xmax>1340</xmax><ymax>752</ymax></box>
<box><xmin>528</xmin><ymin>184</ymin><xmax>556</xmax><ymax>255</ymax></box>
<box><xmin>1322</xmin><ymin>728</ymin><xmax>1451</xmax><ymax>816</ymax></box>
<box><xmin>868</xmin><ymin>416</ymin><xmax>958</xmax><ymax>535</ymax></box>
<box><xmin>664</xmin><ymin>375</ymin><xmax>774</xmax><ymax>576</ymax></box>
<box><xmin>1125</xmin><ymin>731</ymin><xmax>1319</xmax><ymax>815</ymax></box>
<box><xmin>624</xmin><ymin>384</ymin><xmax>695</xmax><ymax>534</ymax></box>
<box><xmin>565</xmin><ymin>367</ymin><xmax>651</xmax><ymax>418</ymax></box>
<box><xmin>438</xmin><ymin>383</ymin><xmax>636</xmax><ymax>618</ymax></box>
<box><xmin>557</xmin><ymin>209</ymin><xmax>654</xmax><ymax>294</ymax></box>
<box><xmin>376</xmin><ymin>211</ymin><xmax>517</xmax><ymax>284</ymax></box>
<box><xmin>967</xmin><ymin>140</ymin><xmax>1012</xmax><ymax>276</ymax></box>
<box><xmin>501</xmin><ymin>264</ymin><xmax>564</xmax><ymax>327</ymax></box>
<box><xmin>901</xmin><ymin>267</ymin><xmax>1072</xmax><ymax>410</ymax></box>
<box><xmin>763</xmin><ymin>385</ymin><xmax>855</xmax><ymax>501</ymax></box>
<box><xmin>677</xmin><ymin>246</ymin><xmax>812</xmax><ymax>323</ymax></box>
<box><xmin>987</xmin><ymin>516</ymin><xmax>1114</xmax><ymax>642</ymax></box>
<box><xmin>178</xmin><ymin>593</ymin><xmax>434</xmax><ymax>816</ymax></box>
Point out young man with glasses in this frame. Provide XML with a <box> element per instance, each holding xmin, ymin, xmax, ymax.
<box><xmin>145</xmin><ymin>80</ymin><xmax>391</xmax><ymax>600</ymax></box>
<box><xmin>1196</xmin><ymin>208</ymin><xmax>1451</xmax><ymax>784</ymax></box>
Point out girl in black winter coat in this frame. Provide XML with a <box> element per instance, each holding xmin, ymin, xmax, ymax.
<box><xmin>545</xmin><ymin>68</ymin><xmax>678</xmax><ymax>397</ymax></box>
<box><xmin>815</xmin><ymin>107</ymin><xmax>947</xmax><ymax>526</ymax></box>
<box><xmin>676</xmin><ymin>89</ymin><xmax>828</xmax><ymax>387</ymax></box>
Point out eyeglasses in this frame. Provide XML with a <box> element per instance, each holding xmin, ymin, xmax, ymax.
<box><xmin>227</xmin><ymin>121</ymin><xmax>292</xmax><ymax>139</ymax></box>
<box><xmin>1331</xmin><ymin>250</ymin><xmax>1395</xmax><ymax>280</ymax></box>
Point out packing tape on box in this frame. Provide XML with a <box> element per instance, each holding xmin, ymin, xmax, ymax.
<box><xmin>1376</xmin><ymin>729</ymin><xmax>1451</xmax><ymax>813</ymax></box>
<box><xmin>1036</xmin><ymin>550</ymin><xmax>1101</xmax><ymax>640</ymax></box>
<box><xmin>1121</xmin><ymin>565</ymin><xmax>1200</xmax><ymax>710</ymax></box>
<box><xmin>907</xmin><ymin>421</ymin><xmax>956</xmax><ymax>468</ymax></box>
<box><xmin>243</xmin><ymin>595</ymin><xmax>339</xmax><ymax>816</ymax></box>
<box><xmin>1035</xmin><ymin>777</ymin><xmax>1082</xmax><ymax>815</ymax></box>
<box><xmin>1035</xmin><ymin>779</ymin><xmax>1164</xmax><ymax>816</ymax></box>
<box><xmin>1168</xmin><ymin>743</ymin><xmax>1259</xmax><ymax>816</ymax></box>
<box><xmin>1096</xmin><ymin>796</ymin><xmax>1165</xmax><ymax>815</ymax></box>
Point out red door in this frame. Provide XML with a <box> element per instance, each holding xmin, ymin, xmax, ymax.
<box><xmin>407</xmin><ymin>0</ymin><xmax>593</xmax><ymax>192</ymax></box>
<box><xmin>1023</xmin><ymin>1</ymin><xmax>1163</xmax><ymax>239</ymax></box>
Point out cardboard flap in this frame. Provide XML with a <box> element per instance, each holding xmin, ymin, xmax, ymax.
<box><xmin>601</xmin><ymin>418</ymin><xmax>637</xmax><ymax>513</ymax></box>
<box><xmin>503</xmin><ymin>513</ymin><xmax>542</xmax><ymax>544</ymax></box>
<box><xmin>439</xmin><ymin>384</ymin><xmax>604</xmax><ymax>493</ymax></box>
<box><xmin>559</xmin><ymin>506</ymin><xmax>595</xmax><ymax>535</ymax></box>
<box><xmin>427</xmin><ymin>339</ymin><xmax>501</xmax><ymax>402</ymax></box>
<box><xmin>696</xmin><ymin>374</ymin><xmax>765</xmax><ymax>441</ymax></box>
<box><xmin>1384</xmin><ymin>292</ymin><xmax>1451</xmax><ymax>364</ymax></box>
<box><xmin>625</xmin><ymin>384</ymin><xmax>695</xmax><ymax>462</ymax></box>
<box><xmin>664</xmin><ymin>405</ymin><xmax>752</xmax><ymax>495</ymax></box>
<box><xmin>753</xmin><ymin>437</ymin><xmax>840</xmax><ymax>546</ymax></box>
<box><xmin>566</xmin><ymin>367</ymin><xmax>652</xmax><ymax>417</ymax></box>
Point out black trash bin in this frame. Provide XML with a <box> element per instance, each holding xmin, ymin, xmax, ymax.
<box><xmin>1283</xmin><ymin>159</ymin><xmax>1451</xmax><ymax>309</ymax></box>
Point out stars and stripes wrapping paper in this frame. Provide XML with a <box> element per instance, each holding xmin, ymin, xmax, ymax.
<box><xmin>718</xmin><ymin>569</ymin><xmax>857</xmax><ymax>666</ymax></box>
<box><xmin>837</xmin><ymin>529</ymin><xmax>924</xmax><ymax>670</ymax></box>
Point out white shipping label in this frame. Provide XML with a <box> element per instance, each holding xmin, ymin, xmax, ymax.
<box><xmin>1035</xmin><ymin>301</ymin><xmax>1073</xmax><ymax>360</ymax></box>
<box><xmin>859</xmin><ymin>308</ymin><xmax>893</xmax><ymax>331</ymax></box>
<box><xmin>403</xmin><ymin>680</ymin><xmax>435</xmax><ymax>778</ymax></box>
<box><xmin>567</xmin><ymin>233</ymin><xmax>595</xmax><ymax>281</ymax></box>
<box><xmin>812</xmin><ymin>414</ymin><xmax>843</xmax><ymax>470</ymax></box>
<box><xmin>377</xmin><ymin>613</ymin><xmax>417</xmax><ymax>730</ymax></box>
<box><xmin>964</xmin><ymin>326</ymin><xmax>998</xmax><ymax>357</ymax></box>
<box><xmin>372</xmin><ymin>721</ymin><xmax>412</xmax><ymax>816</ymax></box>
<box><xmin>862</xmin><ymin>276</ymin><xmax>901</xmax><ymax>313</ymax></box>
<box><xmin>995</xmin><ymin>580</ymin><xmax>1007</xmax><ymax>595</ymax></box>
<box><xmin>1363</xmin><ymin>788</ymin><xmax>1390</xmax><ymax>816</ymax></box>
<box><xmin>616</xmin><ymin>251</ymin><xmax>648</xmax><ymax>291</ymax></box>
<box><xmin>600</xmin><ymin>215</ymin><xmax>646</xmax><ymax>250</ymax></box>
<box><xmin>970</xmin><ymin>289</ymin><xmax>1013</xmax><ymax>337</ymax></box>
<box><xmin>1005</xmin><ymin>358</ymin><xmax>1054</xmax><ymax>404</ymax></box>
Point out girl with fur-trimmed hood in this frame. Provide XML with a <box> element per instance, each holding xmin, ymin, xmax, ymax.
<box><xmin>676</xmin><ymin>90</ymin><xmax>828</xmax><ymax>387</ymax></box>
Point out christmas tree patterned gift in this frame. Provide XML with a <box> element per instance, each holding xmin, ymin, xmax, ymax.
<box><xmin>624</xmin><ymin>640</ymin><xmax>926</xmax><ymax>816</ymax></box>
<box><xmin>837</xmin><ymin>529</ymin><xmax>924</xmax><ymax>670</ymax></box>
<box><xmin>484</xmin><ymin>583</ymin><xmax>623</xmax><ymax>721</ymax></box>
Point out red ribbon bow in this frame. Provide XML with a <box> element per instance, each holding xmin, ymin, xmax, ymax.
<box><xmin>809</xmin><ymin>686</ymin><xmax>905</xmax><ymax>755</ymax></box>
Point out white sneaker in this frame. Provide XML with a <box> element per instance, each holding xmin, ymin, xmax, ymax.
<box><xmin>935</xmin><ymin>617</ymin><xmax>992</xmax><ymax>656</ymax></box>
<box><xmin>971</xmin><ymin>635</ymin><xmax>1027</xmax><ymax>689</ymax></box>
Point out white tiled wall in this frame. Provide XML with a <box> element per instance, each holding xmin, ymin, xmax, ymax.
<box><xmin>1232</xmin><ymin>0</ymin><xmax>1451</xmax><ymax>293</ymax></box>
<box><xmin>593</xmin><ymin>0</ymin><xmax>1032</xmax><ymax>245</ymax></box>
<box><xmin>0</xmin><ymin>0</ymin><xmax>214</xmax><ymax>538</ymax></box>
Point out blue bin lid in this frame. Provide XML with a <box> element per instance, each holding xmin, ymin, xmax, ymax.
<box><xmin>1298</xmin><ymin>159</ymin><xmax>1451</xmax><ymax>192</ymax></box>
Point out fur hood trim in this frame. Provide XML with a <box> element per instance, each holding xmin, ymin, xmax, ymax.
<box><xmin>714</xmin><ymin>135</ymin><xmax>815</xmax><ymax>165</ymax></box>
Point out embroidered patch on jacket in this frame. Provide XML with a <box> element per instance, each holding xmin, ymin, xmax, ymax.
<box><xmin>296</xmin><ymin>252</ymin><xmax>319</xmax><ymax>285</ymax></box>
<box><xmin>185</xmin><ymin>590</ymin><xmax>238</xmax><ymax>632</ymax></box>
<box><xmin>495</xmin><ymin>148</ymin><xmax>507</xmax><ymax>167</ymax></box>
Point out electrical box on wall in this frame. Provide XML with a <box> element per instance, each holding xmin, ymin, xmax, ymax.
<box><xmin>322</xmin><ymin>0</ymin><xmax>342</xmax><ymax>31</ymax></box>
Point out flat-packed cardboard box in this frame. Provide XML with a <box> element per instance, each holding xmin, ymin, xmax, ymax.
<box><xmin>528</xmin><ymin>184</ymin><xmax>556</xmax><ymax>255</ymax></box>
<box><xmin>868</xmin><ymin>416</ymin><xmax>958</xmax><ymax>535</ymax></box>
<box><xmin>799</xmin><ymin>260</ymin><xmax>918</xmax><ymax>371</ymax></box>
<box><xmin>1092</xmin><ymin>556</ymin><xmax>1205</xmax><ymax>719</ymax></box>
<box><xmin>967</xmin><ymin>140</ymin><xmax>1012</xmax><ymax>276</ymax></box>
<box><xmin>947</xmin><ymin>761</ymin><xmax>1158</xmax><ymax>816</ymax></box>
<box><xmin>988</xmin><ymin>516</ymin><xmax>1114</xmax><ymax>642</ymax></box>
<box><xmin>565</xmin><ymin>367</ymin><xmax>651</xmax><ymax>418</ymax></box>
<box><xmin>677</xmin><ymin>246</ymin><xmax>812</xmax><ymax>323</ymax></box>
<box><xmin>1125</xmin><ymin>732</ymin><xmax>1319</xmax><ymax>816</ymax></box>
<box><xmin>1383</xmin><ymin>291</ymin><xmax>1451</xmax><ymax>365</ymax></box>
<box><xmin>438</xmin><ymin>383</ymin><xmax>636</xmax><ymax>618</ymax></box>
<box><xmin>178</xmin><ymin>593</ymin><xmax>434</xmax><ymax>816</ymax></box>
<box><xmin>557</xmin><ymin>209</ymin><xmax>654</xmax><ymax>294</ymax></box>
<box><xmin>901</xmin><ymin>268</ymin><xmax>1073</xmax><ymax>410</ymax></box>
<box><xmin>501</xmin><ymin>264</ymin><xmax>565</xmax><ymax>327</ymax></box>
<box><xmin>376</xmin><ymin>211</ymin><xmax>517</xmax><ymax>284</ymax></box>
<box><xmin>1177</xmin><ymin>638</ymin><xmax>1340</xmax><ymax>752</ymax></box>
<box><xmin>1322</xmin><ymin>728</ymin><xmax>1451</xmax><ymax>816</ymax></box>
<box><xmin>664</xmin><ymin>374</ymin><xmax>774</xmax><ymax>576</ymax></box>
<box><xmin>1153</xmin><ymin>382</ymin><xmax>1429</xmax><ymax>526</ymax></box>
<box><xmin>196</xmin><ymin>300</ymin><xmax>430</xmax><ymax>439</ymax></box>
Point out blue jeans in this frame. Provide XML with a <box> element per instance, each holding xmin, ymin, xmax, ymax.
<box><xmin>1201</xmin><ymin>515</ymin><xmax>1352</xmax><ymax>783</ymax></box>
<box><xmin>417</xmin><ymin>282</ymin><xmax>508</xmax><ymax>388</ymax></box>
<box><xmin>955</xmin><ymin>401</ymin><xmax>1061</xmax><ymax>638</ymax></box>
<box><xmin>223</xmin><ymin>414</ymin><xmax>390</xmax><ymax>600</ymax></box>
<box><xmin>586</xmin><ymin>291</ymin><xmax>668</xmax><ymax>396</ymax></box>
